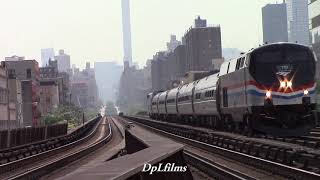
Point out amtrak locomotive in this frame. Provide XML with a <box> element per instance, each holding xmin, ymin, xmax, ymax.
<box><xmin>147</xmin><ymin>43</ymin><xmax>318</xmax><ymax>136</ymax></box>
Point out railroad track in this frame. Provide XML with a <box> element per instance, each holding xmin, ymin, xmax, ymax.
<box><xmin>136</xmin><ymin>116</ymin><xmax>320</xmax><ymax>149</ymax></box>
<box><xmin>0</xmin><ymin>116</ymin><xmax>110</xmax><ymax>179</ymax></box>
<box><xmin>128</xmin><ymin>116</ymin><xmax>320</xmax><ymax>164</ymax></box>
<box><xmin>123</xmin><ymin>115</ymin><xmax>320</xmax><ymax>180</ymax></box>
<box><xmin>0</xmin><ymin>116</ymin><xmax>101</xmax><ymax>166</ymax></box>
<box><xmin>184</xmin><ymin>151</ymin><xmax>254</xmax><ymax>180</ymax></box>
<box><xmin>7</xmin><ymin>118</ymin><xmax>113</xmax><ymax>180</ymax></box>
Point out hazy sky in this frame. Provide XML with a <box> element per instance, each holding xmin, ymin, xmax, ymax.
<box><xmin>0</xmin><ymin>0</ymin><xmax>279</xmax><ymax>68</ymax></box>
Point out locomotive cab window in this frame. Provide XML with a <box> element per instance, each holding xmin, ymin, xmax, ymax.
<box><xmin>250</xmin><ymin>44</ymin><xmax>315</xmax><ymax>87</ymax></box>
<box><xmin>239</xmin><ymin>57</ymin><xmax>245</xmax><ymax>68</ymax></box>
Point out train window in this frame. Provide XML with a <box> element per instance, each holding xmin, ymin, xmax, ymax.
<box><xmin>236</xmin><ymin>58</ymin><xmax>241</xmax><ymax>70</ymax></box>
<box><xmin>195</xmin><ymin>93</ymin><xmax>201</xmax><ymax>99</ymax></box>
<box><xmin>228</xmin><ymin>60</ymin><xmax>237</xmax><ymax>73</ymax></box>
<box><xmin>239</xmin><ymin>57</ymin><xmax>245</xmax><ymax>68</ymax></box>
<box><xmin>205</xmin><ymin>90</ymin><xmax>215</xmax><ymax>98</ymax></box>
<box><xmin>226</xmin><ymin>62</ymin><xmax>230</xmax><ymax>73</ymax></box>
<box><xmin>178</xmin><ymin>95</ymin><xmax>190</xmax><ymax>102</ymax></box>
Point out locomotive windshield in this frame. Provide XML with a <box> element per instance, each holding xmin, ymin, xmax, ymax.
<box><xmin>250</xmin><ymin>44</ymin><xmax>315</xmax><ymax>87</ymax></box>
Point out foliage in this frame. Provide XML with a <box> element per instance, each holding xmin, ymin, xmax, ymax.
<box><xmin>42</xmin><ymin>105</ymin><xmax>99</xmax><ymax>130</ymax></box>
<box><xmin>42</xmin><ymin>114</ymin><xmax>63</xmax><ymax>125</ymax></box>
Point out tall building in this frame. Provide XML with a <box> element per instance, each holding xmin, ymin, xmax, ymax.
<box><xmin>174</xmin><ymin>45</ymin><xmax>187</xmax><ymax>78</ymax></box>
<box><xmin>167</xmin><ymin>35</ymin><xmax>181</xmax><ymax>52</ymax></box>
<box><xmin>309</xmin><ymin>0</ymin><xmax>320</xmax><ymax>78</ymax></box>
<box><xmin>4</xmin><ymin>59</ymin><xmax>40</xmax><ymax>82</ymax></box>
<box><xmin>184</xmin><ymin>17</ymin><xmax>222</xmax><ymax>71</ymax></box>
<box><xmin>8</xmin><ymin>78</ymin><xmax>23</xmax><ymax>127</ymax></box>
<box><xmin>194</xmin><ymin>16</ymin><xmax>207</xmax><ymax>28</ymax></box>
<box><xmin>0</xmin><ymin>64</ymin><xmax>9</xmax><ymax>129</ymax></box>
<box><xmin>5</xmin><ymin>55</ymin><xmax>25</xmax><ymax>61</ymax></box>
<box><xmin>71</xmin><ymin>63</ymin><xmax>98</xmax><ymax>108</ymax></box>
<box><xmin>41</xmin><ymin>48</ymin><xmax>55</xmax><ymax>67</ymax></box>
<box><xmin>55</xmin><ymin>49</ymin><xmax>71</xmax><ymax>73</ymax></box>
<box><xmin>3</xmin><ymin>60</ymin><xmax>41</xmax><ymax>126</ymax></box>
<box><xmin>287</xmin><ymin>0</ymin><xmax>310</xmax><ymax>45</ymax></box>
<box><xmin>0</xmin><ymin>64</ymin><xmax>18</xmax><ymax>130</ymax></box>
<box><xmin>39</xmin><ymin>80</ymin><xmax>59</xmax><ymax>115</ymax></box>
<box><xmin>121</xmin><ymin>0</ymin><xmax>133</xmax><ymax>66</ymax></box>
<box><xmin>262</xmin><ymin>2</ymin><xmax>288</xmax><ymax>43</ymax></box>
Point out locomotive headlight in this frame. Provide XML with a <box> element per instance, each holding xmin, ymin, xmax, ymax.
<box><xmin>287</xmin><ymin>81</ymin><xmax>292</xmax><ymax>88</ymax></box>
<box><xmin>304</xmin><ymin>90</ymin><xmax>309</xmax><ymax>95</ymax></box>
<box><xmin>280</xmin><ymin>81</ymin><xmax>286</xmax><ymax>88</ymax></box>
<box><xmin>266</xmin><ymin>91</ymin><xmax>272</xmax><ymax>99</ymax></box>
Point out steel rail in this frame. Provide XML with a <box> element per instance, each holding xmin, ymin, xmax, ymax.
<box><xmin>125</xmin><ymin>116</ymin><xmax>320</xmax><ymax>180</ymax></box>
<box><xmin>0</xmin><ymin>117</ymin><xmax>101</xmax><ymax>178</ymax></box>
<box><xmin>7</xmin><ymin>118</ymin><xmax>112</xmax><ymax>180</ymax></box>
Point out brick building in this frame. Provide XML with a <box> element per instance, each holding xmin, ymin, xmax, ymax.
<box><xmin>174</xmin><ymin>45</ymin><xmax>187</xmax><ymax>78</ymax></box>
<box><xmin>3</xmin><ymin>59</ymin><xmax>41</xmax><ymax>126</ymax></box>
<box><xmin>39</xmin><ymin>80</ymin><xmax>59</xmax><ymax>114</ymax></box>
<box><xmin>184</xmin><ymin>16</ymin><xmax>222</xmax><ymax>71</ymax></box>
<box><xmin>21</xmin><ymin>80</ymin><xmax>41</xmax><ymax>126</ymax></box>
<box><xmin>40</xmin><ymin>59</ymin><xmax>70</xmax><ymax>106</ymax></box>
<box><xmin>8</xmin><ymin>78</ymin><xmax>22</xmax><ymax>126</ymax></box>
<box><xmin>71</xmin><ymin>63</ymin><xmax>98</xmax><ymax>108</ymax></box>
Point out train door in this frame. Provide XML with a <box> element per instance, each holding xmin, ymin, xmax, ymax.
<box><xmin>216</xmin><ymin>80</ymin><xmax>222</xmax><ymax>114</ymax></box>
<box><xmin>176</xmin><ymin>91</ymin><xmax>179</xmax><ymax>116</ymax></box>
<box><xmin>191</xmin><ymin>86</ymin><xmax>196</xmax><ymax>115</ymax></box>
<box><xmin>165</xmin><ymin>92</ymin><xmax>168</xmax><ymax>117</ymax></box>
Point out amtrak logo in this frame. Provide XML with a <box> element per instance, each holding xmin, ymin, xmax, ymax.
<box><xmin>276</xmin><ymin>65</ymin><xmax>293</xmax><ymax>77</ymax></box>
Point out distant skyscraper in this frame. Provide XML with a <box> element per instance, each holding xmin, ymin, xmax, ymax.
<box><xmin>194</xmin><ymin>16</ymin><xmax>207</xmax><ymax>28</ymax></box>
<box><xmin>55</xmin><ymin>50</ymin><xmax>70</xmax><ymax>73</ymax></box>
<box><xmin>166</xmin><ymin>35</ymin><xmax>181</xmax><ymax>52</ymax></box>
<box><xmin>121</xmin><ymin>0</ymin><xmax>133</xmax><ymax>66</ymax></box>
<box><xmin>262</xmin><ymin>2</ymin><xmax>288</xmax><ymax>43</ymax></box>
<box><xmin>286</xmin><ymin>0</ymin><xmax>310</xmax><ymax>45</ymax></box>
<box><xmin>309</xmin><ymin>0</ymin><xmax>320</xmax><ymax>78</ymax></box>
<box><xmin>41</xmin><ymin>48</ymin><xmax>55</xmax><ymax>67</ymax></box>
<box><xmin>309</xmin><ymin>0</ymin><xmax>320</xmax><ymax>45</ymax></box>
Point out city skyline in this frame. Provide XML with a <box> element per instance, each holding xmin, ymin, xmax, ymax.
<box><xmin>121</xmin><ymin>0</ymin><xmax>133</xmax><ymax>66</ymax></box>
<box><xmin>0</xmin><ymin>0</ymin><xmax>284</xmax><ymax>68</ymax></box>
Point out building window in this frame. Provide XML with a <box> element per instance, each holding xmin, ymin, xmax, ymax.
<box><xmin>0</xmin><ymin>88</ymin><xmax>7</xmax><ymax>104</ymax></box>
<box><xmin>8</xmin><ymin>69</ymin><xmax>16</xmax><ymax>78</ymax></box>
<box><xmin>26</xmin><ymin>68</ymin><xmax>31</xmax><ymax>78</ymax></box>
<box><xmin>195</xmin><ymin>93</ymin><xmax>201</xmax><ymax>99</ymax></box>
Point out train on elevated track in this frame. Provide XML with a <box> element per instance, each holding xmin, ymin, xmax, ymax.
<box><xmin>147</xmin><ymin>43</ymin><xmax>318</xmax><ymax>136</ymax></box>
